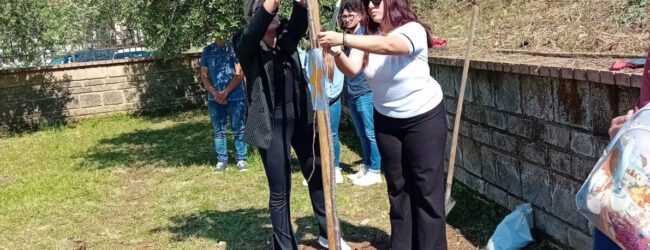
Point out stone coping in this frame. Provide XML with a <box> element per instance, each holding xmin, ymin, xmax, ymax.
<box><xmin>429</xmin><ymin>55</ymin><xmax>644</xmax><ymax>88</ymax></box>
<box><xmin>1</xmin><ymin>53</ymin><xmax>643</xmax><ymax>89</ymax></box>
<box><xmin>0</xmin><ymin>52</ymin><xmax>202</xmax><ymax>75</ymax></box>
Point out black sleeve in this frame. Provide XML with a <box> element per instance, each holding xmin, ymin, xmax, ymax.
<box><xmin>286</xmin><ymin>1</ymin><xmax>308</xmax><ymax>43</ymax></box>
<box><xmin>233</xmin><ymin>7</ymin><xmax>278</xmax><ymax>65</ymax></box>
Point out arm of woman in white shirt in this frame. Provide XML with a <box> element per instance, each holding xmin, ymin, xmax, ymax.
<box><xmin>318</xmin><ymin>32</ymin><xmax>410</xmax><ymax>56</ymax></box>
<box><xmin>325</xmin><ymin>46</ymin><xmax>365</xmax><ymax>77</ymax></box>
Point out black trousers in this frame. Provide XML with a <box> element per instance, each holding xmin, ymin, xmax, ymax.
<box><xmin>259</xmin><ymin>103</ymin><xmax>327</xmax><ymax>250</ymax></box>
<box><xmin>374</xmin><ymin>102</ymin><xmax>448</xmax><ymax>250</ymax></box>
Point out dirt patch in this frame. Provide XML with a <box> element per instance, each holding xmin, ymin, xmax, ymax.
<box><xmin>68</xmin><ymin>238</ymin><xmax>87</xmax><ymax>250</ymax></box>
<box><xmin>298</xmin><ymin>224</ymin><xmax>478</xmax><ymax>250</ymax></box>
<box><xmin>0</xmin><ymin>175</ymin><xmax>16</xmax><ymax>187</ymax></box>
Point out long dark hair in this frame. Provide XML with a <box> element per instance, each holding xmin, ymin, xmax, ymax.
<box><xmin>362</xmin><ymin>0</ymin><xmax>433</xmax><ymax>49</ymax></box>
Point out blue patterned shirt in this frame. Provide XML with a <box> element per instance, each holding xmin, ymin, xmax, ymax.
<box><xmin>200</xmin><ymin>43</ymin><xmax>245</xmax><ymax>101</ymax></box>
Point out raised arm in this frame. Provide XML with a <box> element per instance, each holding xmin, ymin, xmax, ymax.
<box><xmin>287</xmin><ymin>0</ymin><xmax>308</xmax><ymax>42</ymax></box>
<box><xmin>233</xmin><ymin>1</ymin><xmax>281</xmax><ymax>63</ymax></box>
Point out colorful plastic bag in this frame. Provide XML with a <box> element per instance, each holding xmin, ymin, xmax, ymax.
<box><xmin>576</xmin><ymin>104</ymin><xmax>650</xmax><ymax>250</ymax></box>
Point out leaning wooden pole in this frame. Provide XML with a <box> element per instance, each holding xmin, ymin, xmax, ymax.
<box><xmin>445</xmin><ymin>5</ymin><xmax>479</xmax><ymax>215</ymax></box>
<box><xmin>306</xmin><ymin>0</ymin><xmax>342</xmax><ymax>249</ymax></box>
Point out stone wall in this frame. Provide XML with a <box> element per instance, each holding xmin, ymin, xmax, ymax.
<box><xmin>431</xmin><ymin>57</ymin><xmax>643</xmax><ymax>249</ymax></box>
<box><xmin>0</xmin><ymin>54</ymin><xmax>205</xmax><ymax>131</ymax></box>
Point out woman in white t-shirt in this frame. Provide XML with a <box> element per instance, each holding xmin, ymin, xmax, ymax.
<box><xmin>318</xmin><ymin>0</ymin><xmax>447</xmax><ymax>249</ymax></box>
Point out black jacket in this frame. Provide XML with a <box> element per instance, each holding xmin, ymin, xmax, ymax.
<box><xmin>233</xmin><ymin>2</ymin><xmax>312</xmax><ymax>149</ymax></box>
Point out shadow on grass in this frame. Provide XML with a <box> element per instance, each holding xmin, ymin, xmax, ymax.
<box><xmin>154</xmin><ymin>208</ymin><xmax>390</xmax><ymax>249</ymax></box>
<box><xmin>337</xmin><ymin>126</ymin><xmax>364</xmax><ymax>174</ymax></box>
<box><xmin>294</xmin><ymin>216</ymin><xmax>390</xmax><ymax>250</ymax></box>
<box><xmin>81</xmin><ymin>120</ymin><xmax>249</xmax><ymax>169</ymax></box>
<box><xmin>151</xmin><ymin>208</ymin><xmax>271</xmax><ymax>249</ymax></box>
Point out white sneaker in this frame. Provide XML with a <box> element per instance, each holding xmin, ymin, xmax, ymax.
<box><xmin>236</xmin><ymin>160</ymin><xmax>248</xmax><ymax>172</ymax></box>
<box><xmin>335</xmin><ymin>168</ymin><xmax>343</xmax><ymax>184</ymax></box>
<box><xmin>304</xmin><ymin>169</ymin><xmax>343</xmax><ymax>186</ymax></box>
<box><xmin>318</xmin><ymin>236</ymin><xmax>352</xmax><ymax>250</ymax></box>
<box><xmin>347</xmin><ymin>167</ymin><xmax>366</xmax><ymax>180</ymax></box>
<box><xmin>352</xmin><ymin>172</ymin><xmax>382</xmax><ymax>186</ymax></box>
<box><xmin>213</xmin><ymin>162</ymin><xmax>227</xmax><ymax>174</ymax></box>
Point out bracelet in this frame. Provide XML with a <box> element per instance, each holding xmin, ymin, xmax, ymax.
<box><xmin>342</xmin><ymin>32</ymin><xmax>347</xmax><ymax>46</ymax></box>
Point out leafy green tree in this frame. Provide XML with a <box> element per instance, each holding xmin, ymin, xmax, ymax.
<box><xmin>0</xmin><ymin>0</ymin><xmax>343</xmax><ymax>67</ymax></box>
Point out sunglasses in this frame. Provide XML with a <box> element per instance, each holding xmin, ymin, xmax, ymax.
<box><xmin>368</xmin><ymin>0</ymin><xmax>382</xmax><ymax>6</ymax></box>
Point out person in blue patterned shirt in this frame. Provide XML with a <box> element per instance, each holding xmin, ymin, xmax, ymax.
<box><xmin>200</xmin><ymin>37</ymin><xmax>248</xmax><ymax>173</ymax></box>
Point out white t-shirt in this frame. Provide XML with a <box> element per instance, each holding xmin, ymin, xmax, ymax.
<box><xmin>362</xmin><ymin>22</ymin><xmax>443</xmax><ymax>119</ymax></box>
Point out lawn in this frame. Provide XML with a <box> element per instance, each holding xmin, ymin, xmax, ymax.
<box><xmin>0</xmin><ymin>109</ymin><xmax>531</xmax><ymax>250</ymax></box>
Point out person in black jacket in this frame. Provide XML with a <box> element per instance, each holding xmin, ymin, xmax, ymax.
<box><xmin>233</xmin><ymin>0</ymin><xmax>350</xmax><ymax>249</ymax></box>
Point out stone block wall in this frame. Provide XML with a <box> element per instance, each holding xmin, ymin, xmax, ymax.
<box><xmin>0</xmin><ymin>54</ymin><xmax>206</xmax><ymax>131</ymax></box>
<box><xmin>431</xmin><ymin>57</ymin><xmax>642</xmax><ymax>250</ymax></box>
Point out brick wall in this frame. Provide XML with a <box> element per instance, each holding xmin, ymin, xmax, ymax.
<box><xmin>431</xmin><ymin>56</ymin><xmax>642</xmax><ymax>249</ymax></box>
<box><xmin>0</xmin><ymin>53</ymin><xmax>205</xmax><ymax>131</ymax></box>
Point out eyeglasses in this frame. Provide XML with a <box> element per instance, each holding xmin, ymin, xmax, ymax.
<box><xmin>369</xmin><ymin>0</ymin><xmax>382</xmax><ymax>6</ymax></box>
<box><xmin>341</xmin><ymin>14</ymin><xmax>357</xmax><ymax>20</ymax></box>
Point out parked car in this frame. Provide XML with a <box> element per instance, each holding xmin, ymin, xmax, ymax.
<box><xmin>49</xmin><ymin>48</ymin><xmax>117</xmax><ymax>65</ymax></box>
<box><xmin>112</xmin><ymin>47</ymin><xmax>151</xmax><ymax>60</ymax></box>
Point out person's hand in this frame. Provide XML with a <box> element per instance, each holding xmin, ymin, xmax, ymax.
<box><xmin>330</xmin><ymin>45</ymin><xmax>342</xmax><ymax>55</ymax></box>
<box><xmin>322</xmin><ymin>45</ymin><xmax>343</xmax><ymax>56</ymax></box>
<box><xmin>318</xmin><ymin>31</ymin><xmax>344</xmax><ymax>47</ymax></box>
<box><xmin>609</xmin><ymin>110</ymin><xmax>633</xmax><ymax>139</ymax></box>
<box><xmin>214</xmin><ymin>91</ymin><xmax>228</xmax><ymax>105</ymax></box>
<box><xmin>209</xmin><ymin>89</ymin><xmax>219</xmax><ymax>99</ymax></box>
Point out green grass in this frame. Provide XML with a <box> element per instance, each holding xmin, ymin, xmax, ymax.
<box><xmin>0</xmin><ymin>109</ymin><xmax>540</xmax><ymax>249</ymax></box>
<box><xmin>0</xmin><ymin>110</ymin><xmax>394</xmax><ymax>249</ymax></box>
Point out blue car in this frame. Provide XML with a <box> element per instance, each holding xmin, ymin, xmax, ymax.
<box><xmin>49</xmin><ymin>48</ymin><xmax>117</xmax><ymax>65</ymax></box>
<box><xmin>112</xmin><ymin>47</ymin><xmax>152</xmax><ymax>60</ymax></box>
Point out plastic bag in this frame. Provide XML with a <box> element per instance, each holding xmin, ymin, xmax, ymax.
<box><xmin>576</xmin><ymin>104</ymin><xmax>650</xmax><ymax>250</ymax></box>
<box><xmin>486</xmin><ymin>203</ymin><xmax>534</xmax><ymax>250</ymax></box>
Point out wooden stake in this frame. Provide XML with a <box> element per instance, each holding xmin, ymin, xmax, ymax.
<box><xmin>306</xmin><ymin>0</ymin><xmax>341</xmax><ymax>249</ymax></box>
<box><xmin>445</xmin><ymin>5</ymin><xmax>479</xmax><ymax>215</ymax></box>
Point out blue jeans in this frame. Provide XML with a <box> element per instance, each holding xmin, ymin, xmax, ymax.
<box><xmin>329</xmin><ymin>98</ymin><xmax>341</xmax><ymax>169</ymax></box>
<box><xmin>593</xmin><ymin>228</ymin><xmax>621</xmax><ymax>250</ymax></box>
<box><xmin>208</xmin><ymin>99</ymin><xmax>247</xmax><ymax>163</ymax></box>
<box><xmin>349</xmin><ymin>93</ymin><xmax>381</xmax><ymax>173</ymax></box>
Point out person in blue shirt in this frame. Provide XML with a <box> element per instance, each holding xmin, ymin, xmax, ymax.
<box><xmin>338</xmin><ymin>0</ymin><xmax>382</xmax><ymax>187</ymax></box>
<box><xmin>200</xmin><ymin>37</ymin><xmax>248</xmax><ymax>173</ymax></box>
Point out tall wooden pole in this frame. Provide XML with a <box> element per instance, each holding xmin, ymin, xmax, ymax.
<box><xmin>445</xmin><ymin>6</ymin><xmax>479</xmax><ymax>215</ymax></box>
<box><xmin>306</xmin><ymin>0</ymin><xmax>342</xmax><ymax>249</ymax></box>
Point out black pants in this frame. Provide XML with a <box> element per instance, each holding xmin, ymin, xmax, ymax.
<box><xmin>374</xmin><ymin>102</ymin><xmax>448</xmax><ymax>250</ymax></box>
<box><xmin>259</xmin><ymin>103</ymin><xmax>327</xmax><ymax>250</ymax></box>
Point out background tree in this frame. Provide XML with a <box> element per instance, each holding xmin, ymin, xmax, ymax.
<box><xmin>0</xmin><ymin>0</ymin><xmax>343</xmax><ymax>68</ymax></box>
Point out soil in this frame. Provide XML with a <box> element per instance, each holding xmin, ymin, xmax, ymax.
<box><xmin>298</xmin><ymin>224</ymin><xmax>478</xmax><ymax>250</ymax></box>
